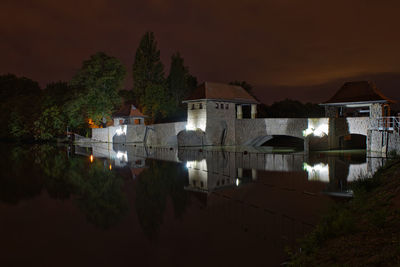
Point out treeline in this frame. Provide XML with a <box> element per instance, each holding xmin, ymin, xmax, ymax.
<box><xmin>0</xmin><ymin>52</ymin><xmax>126</xmax><ymax>141</ymax></box>
<box><xmin>0</xmin><ymin>31</ymin><xmax>324</xmax><ymax>142</ymax></box>
<box><xmin>228</xmin><ymin>81</ymin><xmax>324</xmax><ymax>118</ymax></box>
<box><xmin>259</xmin><ymin>99</ymin><xmax>325</xmax><ymax>118</ymax></box>
<box><xmin>0</xmin><ymin>31</ymin><xmax>197</xmax><ymax>141</ymax></box>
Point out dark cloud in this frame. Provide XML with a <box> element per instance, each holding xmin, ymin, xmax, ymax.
<box><xmin>1</xmin><ymin>0</ymin><xmax>399</xmax><ymax>103</ymax></box>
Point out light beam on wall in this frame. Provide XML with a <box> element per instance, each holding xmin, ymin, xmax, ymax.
<box><xmin>116</xmin><ymin>125</ymin><xmax>127</xmax><ymax>136</ymax></box>
<box><xmin>303</xmin><ymin>119</ymin><xmax>329</xmax><ymax>137</ymax></box>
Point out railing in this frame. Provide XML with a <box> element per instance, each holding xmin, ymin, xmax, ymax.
<box><xmin>375</xmin><ymin>117</ymin><xmax>400</xmax><ymax>133</ymax></box>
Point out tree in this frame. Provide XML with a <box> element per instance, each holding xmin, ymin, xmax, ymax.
<box><xmin>33</xmin><ymin>106</ymin><xmax>65</xmax><ymax>140</ymax></box>
<box><xmin>68</xmin><ymin>52</ymin><xmax>126</xmax><ymax>127</ymax></box>
<box><xmin>142</xmin><ymin>82</ymin><xmax>171</xmax><ymax>122</ymax></box>
<box><xmin>0</xmin><ymin>74</ymin><xmax>42</xmax><ymax>139</ymax></box>
<box><xmin>132</xmin><ymin>31</ymin><xmax>165</xmax><ymax>107</ymax></box>
<box><xmin>167</xmin><ymin>52</ymin><xmax>197</xmax><ymax>106</ymax></box>
<box><xmin>164</xmin><ymin>52</ymin><xmax>198</xmax><ymax>122</ymax></box>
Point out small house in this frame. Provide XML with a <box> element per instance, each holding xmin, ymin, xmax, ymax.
<box><xmin>320</xmin><ymin>81</ymin><xmax>395</xmax><ymax>118</ymax></box>
<box><xmin>113</xmin><ymin>102</ymin><xmax>146</xmax><ymax>126</ymax></box>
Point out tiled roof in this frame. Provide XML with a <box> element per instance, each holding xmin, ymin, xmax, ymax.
<box><xmin>184</xmin><ymin>82</ymin><xmax>258</xmax><ymax>104</ymax></box>
<box><xmin>113</xmin><ymin>102</ymin><xmax>146</xmax><ymax>117</ymax></box>
<box><xmin>322</xmin><ymin>81</ymin><xmax>395</xmax><ymax>105</ymax></box>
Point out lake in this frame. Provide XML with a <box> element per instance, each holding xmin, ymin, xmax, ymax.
<box><xmin>0</xmin><ymin>143</ymin><xmax>385</xmax><ymax>266</ymax></box>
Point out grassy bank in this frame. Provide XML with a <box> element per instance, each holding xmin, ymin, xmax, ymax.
<box><xmin>289</xmin><ymin>158</ymin><xmax>400</xmax><ymax>266</ymax></box>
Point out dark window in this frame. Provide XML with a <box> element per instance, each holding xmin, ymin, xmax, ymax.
<box><xmin>199</xmin><ymin>103</ymin><xmax>203</xmax><ymax>109</ymax></box>
<box><xmin>216</xmin><ymin>103</ymin><xmax>219</xmax><ymax>109</ymax></box>
<box><xmin>191</xmin><ymin>104</ymin><xmax>195</xmax><ymax>110</ymax></box>
<box><xmin>220</xmin><ymin>103</ymin><xmax>224</xmax><ymax>109</ymax></box>
<box><xmin>200</xmin><ymin>181</ymin><xmax>204</xmax><ymax>188</ymax></box>
<box><xmin>225</xmin><ymin>104</ymin><xmax>229</xmax><ymax>109</ymax></box>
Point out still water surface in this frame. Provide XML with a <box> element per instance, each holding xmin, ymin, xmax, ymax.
<box><xmin>0</xmin><ymin>143</ymin><xmax>385</xmax><ymax>266</ymax></box>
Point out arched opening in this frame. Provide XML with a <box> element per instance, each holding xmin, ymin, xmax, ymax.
<box><xmin>261</xmin><ymin>135</ymin><xmax>304</xmax><ymax>150</ymax></box>
<box><xmin>338</xmin><ymin>134</ymin><xmax>366</xmax><ymax>150</ymax></box>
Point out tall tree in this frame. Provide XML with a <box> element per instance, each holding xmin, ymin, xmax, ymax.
<box><xmin>167</xmin><ymin>52</ymin><xmax>197</xmax><ymax>107</ymax></box>
<box><xmin>68</xmin><ymin>52</ymin><xmax>126</xmax><ymax>127</ymax></box>
<box><xmin>132</xmin><ymin>31</ymin><xmax>165</xmax><ymax>107</ymax></box>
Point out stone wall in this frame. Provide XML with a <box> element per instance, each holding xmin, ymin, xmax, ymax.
<box><xmin>368</xmin><ymin>130</ymin><xmax>400</xmax><ymax>155</ymax></box>
<box><xmin>92</xmin><ymin>122</ymin><xmax>185</xmax><ymax>147</ymax></box>
<box><xmin>205</xmin><ymin>100</ymin><xmax>237</xmax><ymax>146</ymax></box>
<box><xmin>388</xmin><ymin>132</ymin><xmax>400</xmax><ymax>155</ymax></box>
<box><xmin>145</xmin><ymin>121</ymin><xmax>186</xmax><ymax>147</ymax></box>
<box><xmin>186</xmin><ymin>101</ymin><xmax>207</xmax><ymax>131</ymax></box>
<box><xmin>370</xmin><ymin>103</ymin><xmax>383</xmax><ymax>118</ymax></box>
<box><xmin>235</xmin><ymin>118</ymin><xmax>309</xmax><ymax>145</ymax></box>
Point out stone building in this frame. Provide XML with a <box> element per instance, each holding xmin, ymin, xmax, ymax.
<box><xmin>112</xmin><ymin>102</ymin><xmax>146</xmax><ymax>126</ymax></box>
<box><xmin>320</xmin><ymin>81</ymin><xmax>394</xmax><ymax>118</ymax></box>
<box><xmin>180</xmin><ymin>82</ymin><xmax>258</xmax><ymax>146</ymax></box>
<box><xmin>320</xmin><ymin>81</ymin><xmax>398</xmax><ymax>154</ymax></box>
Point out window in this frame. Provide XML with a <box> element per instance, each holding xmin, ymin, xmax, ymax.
<box><xmin>216</xmin><ymin>103</ymin><xmax>219</xmax><ymax>109</ymax></box>
<box><xmin>225</xmin><ymin>104</ymin><xmax>229</xmax><ymax>109</ymax></box>
<box><xmin>191</xmin><ymin>104</ymin><xmax>195</xmax><ymax>110</ymax></box>
<box><xmin>220</xmin><ymin>103</ymin><xmax>224</xmax><ymax>109</ymax></box>
<box><xmin>199</xmin><ymin>103</ymin><xmax>203</xmax><ymax>109</ymax></box>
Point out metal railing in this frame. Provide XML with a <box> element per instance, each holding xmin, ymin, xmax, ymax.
<box><xmin>375</xmin><ymin>117</ymin><xmax>400</xmax><ymax>133</ymax></box>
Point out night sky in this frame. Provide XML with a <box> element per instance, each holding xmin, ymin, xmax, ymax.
<box><xmin>2</xmin><ymin>0</ymin><xmax>400</xmax><ymax>104</ymax></box>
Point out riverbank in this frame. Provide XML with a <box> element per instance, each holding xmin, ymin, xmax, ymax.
<box><xmin>289</xmin><ymin>158</ymin><xmax>400</xmax><ymax>266</ymax></box>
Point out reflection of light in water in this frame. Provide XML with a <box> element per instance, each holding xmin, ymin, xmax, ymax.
<box><xmin>186</xmin><ymin>159</ymin><xmax>208</xmax><ymax>190</ymax></box>
<box><xmin>347</xmin><ymin>163</ymin><xmax>368</xmax><ymax>181</ymax></box>
<box><xmin>116</xmin><ymin>125</ymin><xmax>127</xmax><ymax>136</ymax></box>
<box><xmin>90</xmin><ymin>154</ymin><xmax>94</xmax><ymax>163</ymax></box>
<box><xmin>304</xmin><ymin>163</ymin><xmax>329</xmax><ymax>182</ymax></box>
<box><xmin>186</xmin><ymin>159</ymin><xmax>207</xmax><ymax>171</ymax></box>
<box><xmin>116</xmin><ymin>151</ymin><xmax>128</xmax><ymax>162</ymax></box>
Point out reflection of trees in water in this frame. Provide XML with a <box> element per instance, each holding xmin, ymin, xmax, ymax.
<box><xmin>71</xmin><ymin>160</ymin><xmax>128</xmax><ymax>229</ymax></box>
<box><xmin>0</xmin><ymin>144</ymin><xmax>45</xmax><ymax>204</ymax></box>
<box><xmin>135</xmin><ymin>160</ymin><xmax>188</xmax><ymax>240</ymax></box>
<box><xmin>0</xmin><ymin>144</ymin><xmax>128</xmax><ymax>229</ymax></box>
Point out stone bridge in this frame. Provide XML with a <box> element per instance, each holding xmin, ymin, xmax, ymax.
<box><xmin>235</xmin><ymin>117</ymin><xmax>370</xmax><ymax>151</ymax></box>
<box><xmin>90</xmin><ymin>116</ymin><xmax>400</xmax><ymax>154</ymax></box>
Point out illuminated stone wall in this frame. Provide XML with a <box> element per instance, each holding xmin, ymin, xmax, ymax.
<box><xmin>145</xmin><ymin>121</ymin><xmax>186</xmax><ymax>146</ymax></box>
<box><xmin>204</xmin><ymin>100</ymin><xmax>237</xmax><ymax>146</ymax></box>
<box><xmin>186</xmin><ymin>101</ymin><xmax>207</xmax><ymax>131</ymax></box>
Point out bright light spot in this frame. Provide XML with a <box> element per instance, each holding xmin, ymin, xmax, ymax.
<box><xmin>186</xmin><ymin>124</ymin><xmax>195</xmax><ymax>131</ymax></box>
<box><xmin>303</xmin><ymin>163</ymin><xmax>329</xmax><ymax>182</ymax></box>
<box><xmin>109</xmin><ymin>164</ymin><xmax>112</xmax><ymax>171</ymax></box>
<box><xmin>90</xmin><ymin>155</ymin><xmax>94</xmax><ymax>163</ymax></box>
<box><xmin>236</xmin><ymin>178</ymin><xmax>240</xmax><ymax>186</ymax></box>
<box><xmin>313</xmin><ymin>124</ymin><xmax>329</xmax><ymax>137</ymax></box>
<box><xmin>116</xmin><ymin>151</ymin><xmax>128</xmax><ymax>162</ymax></box>
<box><xmin>303</xmin><ymin>119</ymin><xmax>329</xmax><ymax>137</ymax></box>
<box><xmin>116</xmin><ymin>125</ymin><xmax>127</xmax><ymax>136</ymax></box>
<box><xmin>185</xmin><ymin>120</ymin><xmax>206</xmax><ymax>132</ymax></box>
<box><xmin>303</xmin><ymin>128</ymin><xmax>314</xmax><ymax>137</ymax></box>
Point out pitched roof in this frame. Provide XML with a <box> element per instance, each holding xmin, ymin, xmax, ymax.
<box><xmin>184</xmin><ymin>82</ymin><xmax>258</xmax><ymax>104</ymax></box>
<box><xmin>113</xmin><ymin>102</ymin><xmax>146</xmax><ymax>117</ymax></box>
<box><xmin>322</xmin><ymin>81</ymin><xmax>395</xmax><ymax>105</ymax></box>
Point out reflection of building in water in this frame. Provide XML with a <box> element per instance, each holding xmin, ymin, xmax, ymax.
<box><xmin>185</xmin><ymin>158</ymin><xmax>245</xmax><ymax>193</ymax></box>
<box><xmin>303</xmin><ymin>163</ymin><xmax>330</xmax><ymax>182</ymax></box>
<box><xmin>75</xmin><ymin>144</ymin><xmax>386</xmax><ymax>194</ymax></box>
